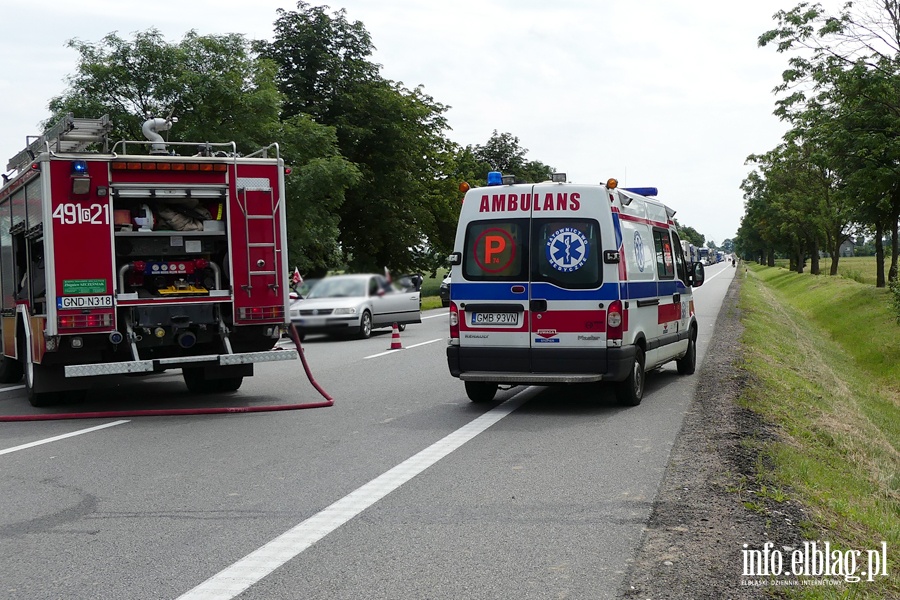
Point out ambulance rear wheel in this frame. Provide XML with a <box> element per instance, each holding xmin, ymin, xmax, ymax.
<box><xmin>676</xmin><ymin>329</ymin><xmax>697</xmax><ymax>375</ymax></box>
<box><xmin>465</xmin><ymin>381</ymin><xmax>498</xmax><ymax>403</ymax></box>
<box><xmin>616</xmin><ymin>347</ymin><xmax>645</xmax><ymax>407</ymax></box>
<box><xmin>0</xmin><ymin>356</ymin><xmax>23</xmax><ymax>383</ymax></box>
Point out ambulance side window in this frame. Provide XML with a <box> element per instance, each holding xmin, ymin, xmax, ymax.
<box><xmin>672</xmin><ymin>231</ymin><xmax>687</xmax><ymax>284</ymax></box>
<box><xmin>653</xmin><ymin>229</ymin><xmax>675</xmax><ymax>280</ymax></box>
<box><xmin>532</xmin><ymin>219</ymin><xmax>601</xmax><ymax>289</ymax></box>
<box><xmin>463</xmin><ymin>219</ymin><xmax>528</xmax><ymax>281</ymax></box>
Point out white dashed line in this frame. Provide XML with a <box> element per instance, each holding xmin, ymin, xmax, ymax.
<box><xmin>0</xmin><ymin>420</ymin><xmax>129</xmax><ymax>456</ymax></box>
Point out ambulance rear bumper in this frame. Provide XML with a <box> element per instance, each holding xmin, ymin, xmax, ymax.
<box><xmin>447</xmin><ymin>346</ymin><xmax>635</xmax><ymax>384</ymax></box>
<box><xmin>64</xmin><ymin>350</ymin><xmax>298</xmax><ymax>378</ymax></box>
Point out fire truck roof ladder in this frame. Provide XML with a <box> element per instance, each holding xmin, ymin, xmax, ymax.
<box><xmin>7</xmin><ymin>113</ymin><xmax>112</xmax><ymax>173</ymax></box>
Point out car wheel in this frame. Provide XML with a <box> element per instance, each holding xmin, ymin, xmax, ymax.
<box><xmin>465</xmin><ymin>381</ymin><xmax>498</xmax><ymax>403</ymax></box>
<box><xmin>358</xmin><ymin>310</ymin><xmax>373</xmax><ymax>339</ymax></box>
<box><xmin>615</xmin><ymin>347</ymin><xmax>645</xmax><ymax>407</ymax></box>
<box><xmin>676</xmin><ymin>328</ymin><xmax>697</xmax><ymax>375</ymax></box>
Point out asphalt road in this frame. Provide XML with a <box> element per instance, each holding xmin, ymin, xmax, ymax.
<box><xmin>0</xmin><ymin>261</ymin><xmax>736</xmax><ymax>600</ymax></box>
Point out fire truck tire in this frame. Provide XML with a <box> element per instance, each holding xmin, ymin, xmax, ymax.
<box><xmin>615</xmin><ymin>346</ymin><xmax>645</xmax><ymax>407</ymax></box>
<box><xmin>25</xmin><ymin>363</ymin><xmax>67</xmax><ymax>407</ymax></box>
<box><xmin>182</xmin><ymin>368</ymin><xmax>244</xmax><ymax>393</ymax></box>
<box><xmin>357</xmin><ymin>311</ymin><xmax>373</xmax><ymax>339</ymax></box>
<box><xmin>676</xmin><ymin>328</ymin><xmax>697</xmax><ymax>375</ymax></box>
<box><xmin>465</xmin><ymin>381</ymin><xmax>498</xmax><ymax>403</ymax></box>
<box><xmin>0</xmin><ymin>356</ymin><xmax>23</xmax><ymax>383</ymax></box>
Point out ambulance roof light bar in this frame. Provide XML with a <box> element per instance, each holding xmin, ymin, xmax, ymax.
<box><xmin>623</xmin><ymin>187</ymin><xmax>658</xmax><ymax>197</ymax></box>
<box><xmin>551</xmin><ymin>172</ymin><xmax>566</xmax><ymax>183</ymax></box>
<box><xmin>487</xmin><ymin>171</ymin><xmax>503</xmax><ymax>186</ymax></box>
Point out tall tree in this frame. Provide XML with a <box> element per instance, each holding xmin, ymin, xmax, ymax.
<box><xmin>47</xmin><ymin>27</ymin><xmax>358</xmax><ymax>276</ymax></box>
<box><xmin>259</xmin><ymin>3</ymin><xmax>457</xmax><ymax>274</ymax></box>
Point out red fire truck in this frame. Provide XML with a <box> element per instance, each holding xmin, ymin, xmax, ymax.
<box><xmin>0</xmin><ymin>114</ymin><xmax>297</xmax><ymax>406</ymax></box>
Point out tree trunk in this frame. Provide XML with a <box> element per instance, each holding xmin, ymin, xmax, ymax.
<box><xmin>875</xmin><ymin>222</ymin><xmax>885</xmax><ymax>288</ymax></box>
<box><xmin>830</xmin><ymin>237</ymin><xmax>841</xmax><ymax>276</ymax></box>
<box><xmin>809</xmin><ymin>240</ymin><xmax>820</xmax><ymax>275</ymax></box>
<box><xmin>890</xmin><ymin>215</ymin><xmax>899</xmax><ymax>283</ymax></box>
<box><xmin>767</xmin><ymin>249</ymin><xmax>775</xmax><ymax>267</ymax></box>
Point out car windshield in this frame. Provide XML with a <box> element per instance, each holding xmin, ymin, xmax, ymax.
<box><xmin>307</xmin><ymin>277</ymin><xmax>366</xmax><ymax>299</ymax></box>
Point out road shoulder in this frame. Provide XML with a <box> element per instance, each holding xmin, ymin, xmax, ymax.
<box><xmin>619</xmin><ymin>273</ymin><xmax>807</xmax><ymax>599</ymax></box>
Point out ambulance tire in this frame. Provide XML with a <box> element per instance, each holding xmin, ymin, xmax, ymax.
<box><xmin>465</xmin><ymin>381</ymin><xmax>498</xmax><ymax>403</ymax></box>
<box><xmin>616</xmin><ymin>347</ymin><xmax>645</xmax><ymax>407</ymax></box>
<box><xmin>358</xmin><ymin>311</ymin><xmax>373</xmax><ymax>339</ymax></box>
<box><xmin>0</xmin><ymin>355</ymin><xmax>23</xmax><ymax>383</ymax></box>
<box><xmin>676</xmin><ymin>328</ymin><xmax>697</xmax><ymax>375</ymax></box>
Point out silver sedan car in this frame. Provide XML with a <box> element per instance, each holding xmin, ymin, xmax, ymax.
<box><xmin>290</xmin><ymin>274</ymin><xmax>421</xmax><ymax>339</ymax></box>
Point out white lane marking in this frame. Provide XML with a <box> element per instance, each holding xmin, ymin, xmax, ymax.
<box><xmin>406</xmin><ymin>338</ymin><xmax>443</xmax><ymax>349</ymax></box>
<box><xmin>363</xmin><ymin>337</ymin><xmax>443</xmax><ymax>359</ymax></box>
<box><xmin>421</xmin><ymin>312</ymin><xmax>448</xmax><ymax>320</ymax></box>
<box><xmin>703</xmin><ymin>266</ymin><xmax>732</xmax><ymax>283</ymax></box>
<box><xmin>0</xmin><ymin>420</ymin><xmax>129</xmax><ymax>456</ymax></box>
<box><xmin>0</xmin><ymin>385</ymin><xmax>25</xmax><ymax>393</ymax></box>
<box><xmin>363</xmin><ymin>348</ymin><xmax>401</xmax><ymax>359</ymax></box>
<box><xmin>176</xmin><ymin>393</ymin><xmax>530</xmax><ymax>600</ymax></box>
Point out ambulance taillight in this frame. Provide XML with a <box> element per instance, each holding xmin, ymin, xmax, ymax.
<box><xmin>607</xmin><ymin>300</ymin><xmax>623</xmax><ymax>340</ymax></box>
<box><xmin>449</xmin><ymin>302</ymin><xmax>460</xmax><ymax>340</ymax></box>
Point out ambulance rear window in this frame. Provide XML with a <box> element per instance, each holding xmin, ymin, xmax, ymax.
<box><xmin>463</xmin><ymin>219</ymin><xmax>528</xmax><ymax>281</ymax></box>
<box><xmin>533</xmin><ymin>219</ymin><xmax>601</xmax><ymax>289</ymax></box>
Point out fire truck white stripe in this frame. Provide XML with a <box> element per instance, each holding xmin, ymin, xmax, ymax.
<box><xmin>175</xmin><ymin>393</ymin><xmax>529</xmax><ymax>600</ymax></box>
<box><xmin>0</xmin><ymin>420</ymin><xmax>129</xmax><ymax>456</ymax></box>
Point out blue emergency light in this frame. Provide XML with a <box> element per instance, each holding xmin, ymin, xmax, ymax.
<box><xmin>487</xmin><ymin>171</ymin><xmax>503</xmax><ymax>186</ymax></box>
<box><xmin>623</xmin><ymin>187</ymin><xmax>658</xmax><ymax>197</ymax></box>
<box><xmin>71</xmin><ymin>160</ymin><xmax>88</xmax><ymax>174</ymax></box>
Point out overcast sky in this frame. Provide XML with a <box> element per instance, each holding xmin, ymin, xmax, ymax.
<box><xmin>0</xmin><ymin>0</ymin><xmax>842</xmax><ymax>244</ymax></box>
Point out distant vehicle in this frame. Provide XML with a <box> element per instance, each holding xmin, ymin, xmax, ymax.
<box><xmin>439</xmin><ymin>274</ymin><xmax>451</xmax><ymax>307</ymax></box>
<box><xmin>290</xmin><ymin>274</ymin><xmax>421</xmax><ymax>339</ymax></box>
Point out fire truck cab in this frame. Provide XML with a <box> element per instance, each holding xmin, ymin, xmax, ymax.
<box><xmin>0</xmin><ymin>114</ymin><xmax>297</xmax><ymax>406</ymax></box>
<box><xmin>446</xmin><ymin>173</ymin><xmax>706</xmax><ymax>406</ymax></box>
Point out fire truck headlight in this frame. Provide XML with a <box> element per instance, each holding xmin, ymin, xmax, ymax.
<box><xmin>45</xmin><ymin>337</ymin><xmax>58</xmax><ymax>352</ymax></box>
<box><xmin>70</xmin><ymin>337</ymin><xmax>84</xmax><ymax>349</ymax></box>
<box><xmin>72</xmin><ymin>177</ymin><xmax>91</xmax><ymax>195</ymax></box>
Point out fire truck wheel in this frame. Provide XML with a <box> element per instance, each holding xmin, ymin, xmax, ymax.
<box><xmin>182</xmin><ymin>368</ymin><xmax>244</xmax><ymax>393</ymax></box>
<box><xmin>0</xmin><ymin>356</ymin><xmax>23</xmax><ymax>383</ymax></box>
<box><xmin>615</xmin><ymin>346</ymin><xmax>645</xmax><ymax>407</ymax></box>
<box><xmin>358</xmin><ymin>311</ymin><xmax>373</xmax><ymax>339</ymax></box>
<box><xmin>676</xmin><ymin>328</ymin><xmax>697</xmax><ymax>375</ymax></box>
<box><xmin>465</xmin><ymin>381</ymin><xmax>498</xmax><ymax>403</ymax></box>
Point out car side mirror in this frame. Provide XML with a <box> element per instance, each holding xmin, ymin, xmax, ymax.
<box><xmin>289</xmin><ymin>292</ymin><xmax>299</xmax><ymax>300</ymax></box>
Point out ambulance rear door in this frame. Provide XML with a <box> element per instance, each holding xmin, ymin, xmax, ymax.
<box><xmin>527</xmin><ymin>184</ymin><xmax>613</xmax><ymax>373</ymax></box>
<box><xmin>455</xmin><ymin>188</ymin><xmax>532</xmax><ymax>360</ymax></box>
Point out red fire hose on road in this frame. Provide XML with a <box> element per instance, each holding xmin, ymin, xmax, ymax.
<box><xmin>0</xmin><ymin>324</ymin><xmax>333</xmax><ymax>422</ymax></box>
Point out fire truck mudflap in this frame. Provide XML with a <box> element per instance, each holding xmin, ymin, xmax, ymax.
<box><xmin>0</xmin><ymin>113</ymin><xmax>298</xmax><ymax>406</ymax></box>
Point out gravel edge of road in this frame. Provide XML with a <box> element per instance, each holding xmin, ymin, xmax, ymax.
<box><xmin>618</xmin><ymin>271</ymin><xmax>809</xmax><ymax>600</ymax></box>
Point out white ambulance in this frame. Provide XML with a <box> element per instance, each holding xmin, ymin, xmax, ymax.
<box><xmin>445</xmin><ymin>173</ymin><xmax>706</xmax><ymax>406</ymax></box>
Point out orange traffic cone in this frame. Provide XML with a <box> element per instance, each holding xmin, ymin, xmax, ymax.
<box><xmin>390</xmin><ymin>322</ymin><xmax>403</xmax><ymax>350</ymax></box>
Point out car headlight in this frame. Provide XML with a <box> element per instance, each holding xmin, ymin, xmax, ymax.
<box><xmin>333</xmin><ymin>307</ymin><xmax>357</xmax><ymax>315</ymax></box>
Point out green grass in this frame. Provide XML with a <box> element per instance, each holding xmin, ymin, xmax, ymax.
<box><xmin>739</xmin><ymin>264</ymin><xmax>899</xmax><ymax>598</ymax></box>
<box><xmin>772</xmin><ymin>256</ymin><xmax>884</xmax><ymax>286</ymax></box>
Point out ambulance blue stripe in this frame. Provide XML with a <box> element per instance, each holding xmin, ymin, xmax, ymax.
<box><xmin>612</xmin><ymin>212</ymin><xmax>623</xmax><ymax>248</ymax></box>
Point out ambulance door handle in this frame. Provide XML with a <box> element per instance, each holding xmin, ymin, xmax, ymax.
<box><xmin>673</xmin><ymin>293</ymin><xmax>681</xmax><ymax>303</ymax></box>
<box><xmin>530</xmin><ymin>299</ymin><xmax>547</xmax><ymax>312</ymax></box>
